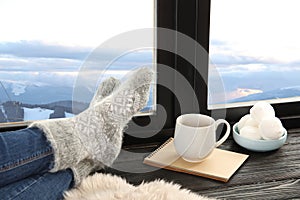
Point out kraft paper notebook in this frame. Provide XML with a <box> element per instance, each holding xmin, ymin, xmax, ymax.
<box><xmin>143</xmin><ymin>138</ymin><xmax>249</xmax><ymax>182</ymax></box>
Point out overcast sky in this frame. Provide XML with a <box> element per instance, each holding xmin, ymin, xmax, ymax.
<box><xmin>0</xmin><ymin>0</ymin><xmax>154</xmax><ymax>47</ymax></box>
<box><xmin>0</xmin><ymin>0</ymin><xmax>154</xmax><ymax>88</ymax></box>
<box><xmin>210</xmin><ymin>0</ymin><xmax>300</xmax><ymax>73</ymax></box>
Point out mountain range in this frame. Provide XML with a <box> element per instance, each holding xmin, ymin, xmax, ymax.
<box><xmin>228</xmin><ymin>87</ymin><xmax>300</xmax><ymax>103</ymax></box>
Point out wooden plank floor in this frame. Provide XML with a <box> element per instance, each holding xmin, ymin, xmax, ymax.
<box><xmin>103</xmin><ymin>130</ymin><xmax>300</xmax><ymax>199</ymax></box>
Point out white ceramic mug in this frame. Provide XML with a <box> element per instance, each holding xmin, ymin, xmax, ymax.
<box><xmin>174</xmin><ymin>114</ymin><xmax>231</xmax><ymax>162</ymax></box>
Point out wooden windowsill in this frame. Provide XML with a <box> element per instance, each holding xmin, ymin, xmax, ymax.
<box><xmin>102</xmin><ymin>130</ymin><xmax>300</xmax><ymax>199</ymax></box>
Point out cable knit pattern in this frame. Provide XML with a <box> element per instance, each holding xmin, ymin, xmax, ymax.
<box><xmin>89</xmin><ymin>77</ymin><xmax>121</xmax><ymax>107</ymax></box>
<box><xmin>71</xmin><ymin>159</ymin><xmax>104</xmax><ymax>185</ymax></box>
<box><xmin>29</xmin><ymin>67</ymin><xmax>154</xmax><ymax>185</ymax></box>
<box><xmin>30</xmin><ymin>118</ymin><xmax>89</xmax><ymax>172</ymax></box>
<box><xmin>71</xmin><ymin>76</ymin><xmax>121</xmax><ymax>184</ymax></box>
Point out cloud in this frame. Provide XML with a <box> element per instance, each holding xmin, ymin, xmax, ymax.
<box><xmin>0</xmin><ymin>43</ymin><xmax>154</xmax><ymax>90</ymax></box>
<box><xmin>108</xmin><ymin>50</ymin><xmax>153</xmax><ymax>69</ymax></box>
<box><xmin>216</xmin><ymin>64</ymin><xmax>268</xmax><ymax>74</ymax></box>
<box><xmin>0</xmin><ymin>41</ymin><xmax>154</xmax><ymax>73</ymax></box>
<box><xmin>0</xmin><ymin>41</ymin><xmax>154</xmax><ymax>90</ymax></box>
<box><xmin>0</xmin><ymin>71</ymin><xmax>77</xmax><ymax>88</ymax></box>
<box><xmin>210</xmin><ymin>39</ymin><xmax>227</xmax><ymax>46</ymax></box>
<box><xmin>210</xmin><ymin>41</ymin><xmax>300</xmax><ymax>73</ymax></box>
<box><xmin>0</xmin><ymin>40</ymin><xmax>91</xmax><ymax>60</ymax></box>
<box><xmin>0</xmin><ymin>55</ymin><xmax>82</xmax><ymax>72</ymax></box>
<box><xmin>210</xmin><ymin>53</ymin><xmax>262</xmax><ymax>66</ymax></box>
<box><xmin>69</xmin><ymin>49</ymin><xmax>153</xmax><ymax>71</ymax></box>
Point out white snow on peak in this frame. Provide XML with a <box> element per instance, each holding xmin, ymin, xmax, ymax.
<box><xmin>23</xmin><ymin>107</ymin><xmax>74</xmax><ymax>121</ymax></box>
<box><xmin>23</xmin><ymin>107</ymin><xmax>53</xmax><ymax>121</ymax></box>
<box><xmin>12</xmin><ymin>84</ymin><xmax>26</xmax><ymax>96</ymax></box>
<box><xmin>65</xmin><ymin>112</ymin><xmax>75</xmax><ymax>118</ymax></box>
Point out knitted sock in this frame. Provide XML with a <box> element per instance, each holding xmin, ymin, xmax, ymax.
<box><xmin>30</xmin><ymin>67</ymin><xmax>154</xmax><ymax>184</ymax></box>
<box><xmin>89</xmin><ymin>77</ymin><xmax>120</xmax><ymax>107</ymax></box>
<box><xmin>73</xmin><ymin>67</ymin><xmax>153</xmax><ymax>162</ymax></box>
<box><xmin>71</xmin><ymin>76</ymin><xmax>121</xmax><ymax>182</ymax></box>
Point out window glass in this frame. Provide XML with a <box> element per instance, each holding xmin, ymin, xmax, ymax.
<box><xmin>0</xmin><ymin>0</ymin><xmax>155</xmax><ymax>123</ymax></box>
<box><xmin>209</xmin><ymin>0</ymin><xmax>300</xmax><ymax>109</ymax></box>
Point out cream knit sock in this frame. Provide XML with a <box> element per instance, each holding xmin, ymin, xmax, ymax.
<box><xmin>71</xmin><ymin>76</ymin><xmax>121</xmax><ymax>183</ymax></box>
<box><xmin>89</xmin><ymin>77</ymin><xmax>121</xmax><ymax>107</ymax></box>
<box><xmin>30</xmin><ymin>67</ymin><xmax>153</xmax><ymax>184</ymax></box>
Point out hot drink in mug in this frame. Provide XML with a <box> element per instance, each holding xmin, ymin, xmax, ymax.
<box><xmin>174</xmin><ymin>114</ymin><xmax>231</xmax><ymax>162</ymax></box>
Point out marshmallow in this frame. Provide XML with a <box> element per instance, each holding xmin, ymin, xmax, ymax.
<box><xmin>244</xmin><ymin>117</ymin><xmax>259</xmax><ymax>127</ymax></box>
<box><xmin>250</xmin><ymin>101</ymin><xmax>275</xmax><ymax>123</ymax></box>
<box><xmin>259</xmin><ymin>117</ymin><xmax>284</xmax><ymax>140</ymax></box>
<box><xmin>240</xmin><ymin>126</ymin><xmax>262</xmax><ymax>140</ymax></box>
<box><xmin>238</xmin><ymin>114</ymin><xmax>259</xmax><ymax>131</ymax></box>
<box><xmin>238</xmin><ymin>114</ymin><xmax>251</xmax><ymax>130</ymax></box>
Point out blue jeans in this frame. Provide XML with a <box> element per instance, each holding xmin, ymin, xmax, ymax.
<box><xmin>0</xmin><ymin>127</ymin><xmax>74</xmax><ymax>200</ymax></box>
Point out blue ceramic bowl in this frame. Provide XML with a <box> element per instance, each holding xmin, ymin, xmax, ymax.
<box><xmin>233</xmin><ymin>123</ymin><xmax>287</xmax><ymax>152</ymax></box>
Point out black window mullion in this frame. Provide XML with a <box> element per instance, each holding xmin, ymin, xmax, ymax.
<box><xmin>123</xmin><ymin>0</ymin><xmax>178</xmax><ymax>145</ymax></box>
<box><xmin>174</xmin><ymin>0</ymin><xmax>198</xmax><ymax>118</ymax></box>
<box><xmin>194</xmin><ymin>0</ymin><xmax>211</xmax><ymax>117</ymax></box>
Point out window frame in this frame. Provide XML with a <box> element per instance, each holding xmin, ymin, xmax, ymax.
<box><xmin>0</xmin><ymin>0</ymin><xmax>179</xmax><ymax>144</ymax></box>
<box><xmin>123</xmin><ymin>0</ymin><xmax>177</xmax><ymax>145</ymax></box>
<box><xmin>166</xmin><ymin>0</ymin><xmax>300</xmax><ymax>134</ymax></box>
<box><xmin>2</xmin><ymin>0</ymin><xmax>299</xmax><ymax>143</ymax></box>
<box><xmin>194</xmin><ymin>0</ymin><xmax>300</xmax><ymax>129</ymax></box>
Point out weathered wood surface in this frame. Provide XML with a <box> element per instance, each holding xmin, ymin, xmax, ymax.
<box><xmin>103</xmin><ymin>130</ymin><xmax>300</xmax><ymax>199</ymax></box>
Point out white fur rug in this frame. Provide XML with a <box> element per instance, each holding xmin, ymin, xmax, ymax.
<box><xmin>64</xmin><ymin>173</ymin><xmax>215</xmax><ymax>200</ymax></box>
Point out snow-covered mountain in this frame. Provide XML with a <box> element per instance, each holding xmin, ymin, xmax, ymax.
<box><xmin>0</xmin><ymin>80</ymin><xmax>93</xmax><ymax>104</ymax></box>
<box><xmin>228</xmin><ymin>87</ymin><xmax>300</xmax><ymax>103</ymax></box>
<box><xmin>0</xmin><ymin>77</ymin><xmax>154</xmax><ymax>123</ymax></box>
<box><xmin>23</xmin><ymin>107</ymin><xmax>74</xmax><ymax>121</ymax></box>
<box><xmin>0</xmin><ymin>101</ymin><xmax>77</xmax><ymax>123</ymax></box>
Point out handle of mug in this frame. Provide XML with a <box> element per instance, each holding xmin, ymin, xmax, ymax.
<box><xmin>215</xmin><ymin>119</ymin><xmax>231</xmax><ymax>147</ymax></box>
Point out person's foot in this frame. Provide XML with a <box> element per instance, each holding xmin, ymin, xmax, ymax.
<box><xmin>89</xmin><ymin>77</ymin><xmax>121</xmax><ymax>107</ymax></box>
<box><xmin>103</xmin><ymin>67</ymin><xmax>154</xmax><ymax>124</ymax></box>
<box><xmin>71</xmin><ymin>76</ymin><xmax>120</xmax><ymax>183</ymax></box>
<box><xmin>29</xmin><ymin>67</ymin><xmax>154</xmax><ymax>185</ymax></box>
<box><xmin>73</xmin><ymin>67</ymin><xmax>154</xmax><ymax>164</ymax></box>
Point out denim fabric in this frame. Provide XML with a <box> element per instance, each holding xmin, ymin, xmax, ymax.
<box><xmin>0</xmin><ymin>127</ymin><xmax>54</xmax><ymax>187</ymax></box>
<box><xmin>0</xmin><ymin>169</ymin><xmax>73</xmax><ymax>200</ymax></box>
<box><xmin>0</xmin><ymin>127</ymin><xmax>74</xmax><ymax>199</ymax></box>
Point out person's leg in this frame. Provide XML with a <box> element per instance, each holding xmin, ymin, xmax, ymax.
<box><xmin>0</xmin><ymin>127</ymin><xmax>54</xmax><ymax>187</ymax></box>
<box><xmin>0</xmin><ymin>76</ymin><xmax>122</xmax><ymax>189</ymax></box>
<box><xmin>0</xmin><ymin>169</ymin><xmax>73</xmax><ymax>200</ymax></box>
<box><xmin>29</xmin><ymin>67</ymin><xmax>153</xmax><ymax>185</ymax></box>
<box><xmin>0</xmin><ymin>67</ymin><xmax>152</xmax><ymax>199</ymax></box>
